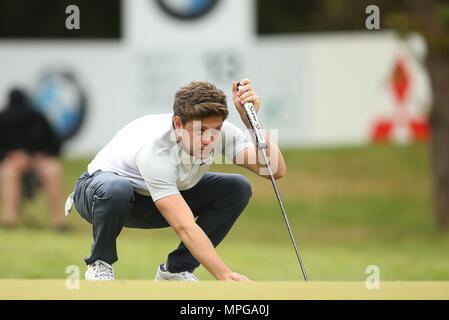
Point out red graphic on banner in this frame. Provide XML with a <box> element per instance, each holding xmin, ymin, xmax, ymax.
<box><xmin>372</xmin><ymin>119</ymin><xmax>393</xmax><ymax>142</ymax></box>
<box><xmin>371</xmin><ymin>57</ymin><xmax>430</xmax><ymax>143</ymax></box>
<box><xmin>392</xmin><ymin>59</ymin><xmax>410</xmax><ymax>105</ymax></box>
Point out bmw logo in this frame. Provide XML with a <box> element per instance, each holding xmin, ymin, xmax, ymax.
<box><xmin>33</xmin><ymin>70</ymin><xmax>87</xmax><ymax>142</ymax></box>
<box><xmin>155</xmin><ymin>0</ymin><xmax>220</xmax><ymax>20</ymax></box>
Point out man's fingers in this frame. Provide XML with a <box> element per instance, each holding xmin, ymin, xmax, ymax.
<box><xmin>237</xmin><ymin>84</ymin><xmax>252</xmax><ymax>96</ymax></box>
<box><xmin>235</xmin><ymin>79</ymin><xmax>251</xmax><ymax>94</ymax></box>
<box><xmin>239</xmin><ymin>78</ymin><xmax>251</xmax><ymax>87</ymax></box>
<box><xmin>239</xmin><ymin>92</ymin><xmax>258</xmax><ymax>103</ymax></box>
<box><xmin>241</xmin><ymin>95</ymin><xmax>260</xmax><ymax>108</ymax></box>
<box><xmin>239</xmin><ymin>91</ymin><xmax>252</xmax><ymax>100</ymax></box>
<box><xmin>238</xmin><ymin>275</ymin><xmax>251</xmax><ymax>282</ymax></box>
<box><xmin>239</xmin><ymin>274</ymin><xmax>250</xmax><ymax>281</ymax></box>
<box><xmin>228</xmin><ymin>272</ymin><xmax>251</xmax><ymax>282</ymax></box>
<box><xmin>232</xmin><ymin>81</ymin><xmax>238</xmax><ymax>94</ymax></box>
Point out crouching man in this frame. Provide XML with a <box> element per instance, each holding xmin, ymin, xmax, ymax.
<box><xmin>66</xmin><ymin>79</ymin><xmax>286</xmax><ymax>281</ymax></box>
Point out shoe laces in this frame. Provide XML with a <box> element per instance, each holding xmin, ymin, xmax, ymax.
<box><xmin>92</xmin><ymin>260</ymin><xmax>114</xmax><ymax>280</ymax></box>
<box><xmin>179</xmin><ymin>271</ymin><xmax>198</xmax><ymax>281</ymax></box>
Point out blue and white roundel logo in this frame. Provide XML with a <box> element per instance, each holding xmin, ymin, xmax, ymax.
<box><xmin>155</xmin><ymin>0</ymin><xmax>220</xmax><ymax>20</ymax></box>
<box><xmin>33</xmin><ymin>71</ymin><xmax>87</xmax><ymax>142</ymax></box>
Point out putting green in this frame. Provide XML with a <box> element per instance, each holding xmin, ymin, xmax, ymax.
<box><xmin>0</xmin><ymin>280</ymin><xmax>448</xmax><ymax>300</ymax></box>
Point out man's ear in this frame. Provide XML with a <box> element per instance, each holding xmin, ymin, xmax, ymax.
<box><xmin>173</xmin><ymin>116</ymin><xmax>184</xmax><ymax>143</ymax></box>
<box><xmin>173</xmin><ymin>116</ymin><xmax>183</xmax><ymax>129</ymax></box>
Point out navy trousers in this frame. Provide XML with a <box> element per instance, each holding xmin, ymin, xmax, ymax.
<box><xmin>73</xmin><ymin>170</ymin><xmax>252</xmax><ymax>273</ymax></box>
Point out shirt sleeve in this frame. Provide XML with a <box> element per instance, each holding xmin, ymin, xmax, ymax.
<box><xmin>220</xmin><ymin>120</ymin><xmax>253</xmax><ymax>162</ymax></box>
<box><xmin>134</xmin><ymin>144</ymin><xmax>180</xmax><ymax>202</ymax></box>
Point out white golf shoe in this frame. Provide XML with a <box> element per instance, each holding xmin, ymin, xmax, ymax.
<box><xmin>85</xmin><ymin>260</ymin><xmax>115</xmax><ymax>281</ymax></box>
<box><xmin>154</xmin><ymin>263</ymin><xmax>198</xmax><ymax>281</ymax></box>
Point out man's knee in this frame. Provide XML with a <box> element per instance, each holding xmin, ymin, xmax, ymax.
<box><xmin>227</xmin><ymin>174</ymin><xmax>252</xmax><ymax>205</ymax></box>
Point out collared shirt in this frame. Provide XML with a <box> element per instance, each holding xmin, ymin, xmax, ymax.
<box><xmin>87</xmin><ymin>113</ymin><xmax>252</xmax><ymax>201</ymax></box>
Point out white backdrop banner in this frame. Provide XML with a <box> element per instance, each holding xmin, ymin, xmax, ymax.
<box><xmin>0</xmin><ymin>0</ymin><xmax>432</xmax><ymax>157</ymax></box>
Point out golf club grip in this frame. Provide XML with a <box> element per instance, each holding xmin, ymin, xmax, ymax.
<box><xmin>236</xmin><ymin>82</ymin><xmax>267</xmax><ymax>149</ymax></box>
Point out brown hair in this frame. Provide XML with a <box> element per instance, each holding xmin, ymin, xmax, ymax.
<box><xmin>173</xmin><ymin>81</ymin><xmax>229</xmax><ymax>125</ymax></box>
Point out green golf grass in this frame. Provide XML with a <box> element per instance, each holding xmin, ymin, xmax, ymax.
<box><xmin>1</xmin><ymin>144</ymin><xmax>448</xmax><ymax>282</ymax></box>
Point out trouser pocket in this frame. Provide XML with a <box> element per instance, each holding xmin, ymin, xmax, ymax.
<box><xmin>73</xmin><ymin>170</ymin><xmax>96</xmax><ymax>223</ymax></box>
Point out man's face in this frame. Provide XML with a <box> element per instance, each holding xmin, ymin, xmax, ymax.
<box><xmin>176</xmin><ymin>115</ymin><xmax>223</xmax><ymax>159</ymax></box>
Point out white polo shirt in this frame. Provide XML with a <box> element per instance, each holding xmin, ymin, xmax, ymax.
<box><xmin>87</xmin><ymin>113</ymin><xmax>252</xmax><ymax>201</ymax></box>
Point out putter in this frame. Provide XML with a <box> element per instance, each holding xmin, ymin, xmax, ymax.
<box><xmin>237</xmin><ymin>81</ymin><xmax>308</xmax><ymax>281</ymax></box>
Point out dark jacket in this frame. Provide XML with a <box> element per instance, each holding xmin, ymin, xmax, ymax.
<box><xmin>0</xmin><ymin>89</ymin><xmax>61</xmax><ymax>161</ymax></box>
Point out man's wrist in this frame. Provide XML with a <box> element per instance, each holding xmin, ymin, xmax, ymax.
<box><xmin>214</xmin><ymin>265</ymin><xmax>233</xmax><ymax>280</ymax></box>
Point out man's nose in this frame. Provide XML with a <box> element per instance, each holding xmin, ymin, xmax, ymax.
<box><xmin>202</xmin><ymin>134</ymin><xmax>215</xmax><ymax>145</ymax></box>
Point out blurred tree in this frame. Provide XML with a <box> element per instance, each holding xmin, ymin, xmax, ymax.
<box><xmin>257</xmin><ymin>0</ymin><xmax>403</xmax><ymax>33</ymax></box>
<box><xmin>384</xmin><ymin>0</ymin><xmax>449</xmax><ymax>228</ymax></box>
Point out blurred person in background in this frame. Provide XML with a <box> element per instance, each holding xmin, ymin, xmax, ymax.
<box><xmin>0</xmin><ymin>87</ymin><xmax>65</xmax><ymax>230</ymax></box>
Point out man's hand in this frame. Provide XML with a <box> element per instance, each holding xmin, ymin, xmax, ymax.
<box><xmin>155</xmin><ymin>194</ymin><xmax>251</xmax><ymax>281</ymax></box>
<box><xmin>231</xmin><ymin>79</ymin><xmax>287</xmax><ymax>180</ymax></box>
<box><xmin>224</xmin><ymin>272</ymin><xmax>251</xmax><ymax>282</ymax></box>
<box><xmin>232</xmin><ymin>79</ymin><xmax>260</xmax><ymax>129</ymax></box>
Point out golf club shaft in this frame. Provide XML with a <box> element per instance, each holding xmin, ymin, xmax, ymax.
<box><xmin>237</xmin><ymin>82</ymin><xmax>308</xmax><ymax>281</ymax></box>
<box><xmin>260</xmin><ymin>149</ymin><xmax>309</xmax><ymax>281</ymax></box>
